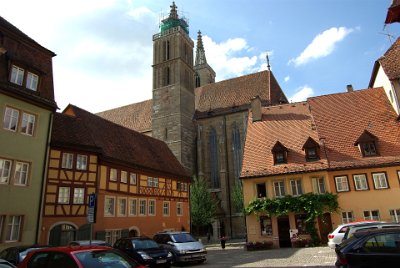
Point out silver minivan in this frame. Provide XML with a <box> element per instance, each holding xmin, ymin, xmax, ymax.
<box><xmin>153</xmin><ymin>231</ymin><xmax>207</xmax><ymax>264</ymax></box>
<box><xmin>343</xmin><ymin>222</ymin><xmax>400</xmax><ymax>241</ymax></box>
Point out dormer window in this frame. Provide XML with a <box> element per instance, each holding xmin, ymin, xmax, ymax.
<box><xmin>302</xmin><ymin>137</ymin><xmax>320</xmax><ymax>162</ymax></box>
<box><xmin>10</xmin><ymin>64</ymin><xmax>39</xmax><ymax>91</ymax></box>
<box><xmin>272</xmin><ymin>141</ymin><xmax>288</xmax><ymax>165</ymax></box>
<box><xmin>354</xmin><ymin>130</ymin><xmax>378</xmax><ymax>157</ymax></box>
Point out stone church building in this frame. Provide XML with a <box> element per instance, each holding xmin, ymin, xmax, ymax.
<box><xmin>98</xmin><ymin>2</ymin><xmax>288</xmax><ymax>240</ymax></box>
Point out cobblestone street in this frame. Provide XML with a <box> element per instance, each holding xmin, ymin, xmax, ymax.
<box><xmin>197</xmin><ymin>242</ymin><xmax>336</xmax><ymax>268</ymax></box>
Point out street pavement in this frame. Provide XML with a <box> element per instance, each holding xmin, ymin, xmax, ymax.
<box><xmin>195</xmin><ymin>240</ymin><xmax>336</xmax><ymax>268</ymax></box>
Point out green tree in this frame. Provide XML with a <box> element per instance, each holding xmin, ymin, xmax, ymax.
<box><xmin>190</xmin><ymin>176</ymin><xmax>217</xmax><ymax>228</ymax></box>
<box><xmin>232</xmin><ymin>181</ymin><xmax>244</xmax><ymax>213</ymax></box>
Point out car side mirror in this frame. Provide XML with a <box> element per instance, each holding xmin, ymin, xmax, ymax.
<box><xmin>167</xmin><ymin>241</ymin><xmax>174</xmax><ymax>245</ymax></box>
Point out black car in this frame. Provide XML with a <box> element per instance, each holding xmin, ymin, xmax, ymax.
<box><xmin>0</xmin><ymin>245</ymin><xmax>47</xmax><ymax>265</ymax></box>
<box><xmin>114</xmin><ymin>236</ymin><xmax>172</xmax><ymax>267</ymax></box>
<box><xmin>335</xmin><ymin>227</ymin><xmax>400</xmax><ymax>268</ymax></box>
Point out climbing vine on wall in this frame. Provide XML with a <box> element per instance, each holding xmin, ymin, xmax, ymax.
<box><xmin>245</xmin><ymin>193</ymin><xmax>339</xmax><ymax>245</ymax></box>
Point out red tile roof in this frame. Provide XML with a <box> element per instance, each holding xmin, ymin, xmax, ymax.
<box><xmin>308</xmin><ymin>87</ymin><xmax>400</xmax><ymax>170</ymax></box>
<box><xmin>378</xmin><ymin>37</ymin><xmax>400</xmax><ymax>80</ymax></box>
<box><xmin>96</xmin><ymin>100</ymin><xmax>152</xmax><ymax>133</ymax></box>
<box><xmin>241</xmin><ymin>102</ymin><xmax>328</xmax><ymax>178</ymax></box>
<box><xmin>52</xmin><ymin>105</ymin><xmax>190</xmax><ymax>179</ymax></box>
<box><xmin>241</xmin><ymin>87</ymin><xmax>400</xmax><ymax>178</ymax></box>
<box><xmin>195</xmin><ymin>70</ymin><xmax>287</xmax><ymax>117</ymax></box>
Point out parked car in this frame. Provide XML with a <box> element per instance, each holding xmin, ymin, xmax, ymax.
<box><xmin>343</xmin><ymin>222</ymin><xmax>400</xmax><ymax>241</ymax></box>
<box><xmin>68</xmin><ymin>240</ymin><xmax>111</xmax><ymax>247</ymax></box>
<box><xmin>335</xmin><ymin>228</ymin><xmax>400</xmax><ymax>268</ymax></box>
<box><xmin>327</xmin><ymin>220</ymin><xmax>380</xmax><ymax>249</ymax></box>
<box><xmin>0</xmin><ymin>259</ymin><xmax>16</xmax><ymax>268</ymax></box>
<box><xmin>0</xmin><ymin>245</ymin><xmax>48</xmax><ymax>265</ymax></box>
<box><xmin>153</xmin><ymin>231</ymin><xmax>206</xmax><ymax>264</ymax></box>
<box><xmin>113</xmin><ymin>236</ymin><xmax>172</xmax><ymax>267</ymax></box>
<box><xmin>17</xmin><ymin>245</ymin><xmax>146</xmax><ymax>268</ymax></box>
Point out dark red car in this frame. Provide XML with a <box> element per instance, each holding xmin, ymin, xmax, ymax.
<box><xmin>17</xmin><ymin>245</ymin><xmax>146</xmax><ymax>268</ymax></box>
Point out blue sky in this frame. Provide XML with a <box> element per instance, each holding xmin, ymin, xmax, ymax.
<box><xmin>2</xmin><ymin>0</ymin><xmax>400</xmax><ymax>112</ymax></box>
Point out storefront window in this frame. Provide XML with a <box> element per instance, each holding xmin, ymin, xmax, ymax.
<box><xmin>260</xmin><ymin>216</ymin><xmax>272</xmax><ymax>236</ymax></box>
<box><xmin>295</xmin><ymin>214</ymin><xmax>309</xmax><ymax>234</ymax></box>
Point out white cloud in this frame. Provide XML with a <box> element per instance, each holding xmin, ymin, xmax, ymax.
<box><xmin>290</xmin><ymin>85</ymin><xmax>314</xmax><ymax>102</ymax></box>
<box><xmin>289</xmin><ymin>27</ymin><xmax>354</xmax><ymax>66</ymax></box>
<box><xmin>202</xmin><ymin>36</ymin><xmax>259</xmax><ymax>80</ymax></box>
<box><xmin>284</xmin><ymin>76</ymin><xmax>290</xmax><ymax>82</ymax></box>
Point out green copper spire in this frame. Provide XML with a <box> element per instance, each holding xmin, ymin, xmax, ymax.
<box><xmin>160</xmin><ymin>2</ymin><xmax>189</xmax><ymax>34</ymax></box>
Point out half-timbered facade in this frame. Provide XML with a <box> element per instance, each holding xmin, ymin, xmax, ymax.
<box><xmin>39</xmin><ymin>105</ymin><xmax>190</xmax><ymax>246</ymax></box>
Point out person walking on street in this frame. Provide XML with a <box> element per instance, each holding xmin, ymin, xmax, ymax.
<box><xmin>220</xmin><ymin>236</ymin><xmax>226</xmax><ymax>249</ymax></box>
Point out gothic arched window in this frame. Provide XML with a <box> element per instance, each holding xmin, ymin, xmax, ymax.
<box><xmin>163</xmin><ymin>40</ymin><xmax>170</xmax><ymax>61</ymax></box>
<box><xmin>209</xmin><ymin>127</ymin><xmax>220</xmax><ymax>188</ymax></box>
<box><xmin>163</xmin><ymin>67</ymin><xmax>170</xmax><ymax>86</ymax></box>
<box><xmin>195</xmin><ymin>73</ymin><xmax>200</xmax><ymax>87</ymax></box>
<box><xmin>232</xmin><ymin>126</ymin><xmax>242</xmax><ymax>180</ymax></box>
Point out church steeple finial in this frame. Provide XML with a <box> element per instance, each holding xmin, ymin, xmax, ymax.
<box><xmin>266</xmin><ymin>53</ymin><xmax>271</xmax><ymax>71</ymax></box>
<box><xmin>195</xmin><ymin>30</ymin><xmax>207</xmax><ymax>66</ymax></box>
<box><xmin>169</xmin><ymin>2</ymin><xmax>178</xmax><ymax>19</ymax></box>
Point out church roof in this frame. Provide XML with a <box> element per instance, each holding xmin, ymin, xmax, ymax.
<box><xmin>195</xmin><ymin>70</ymin><xmax>287</xmax><ymax>118</ymax></box>
<box><xmin>96</xmin><ymin>99</ymin><xmax>152</xmax><ymax>134</ymax></box>
<box><xmin>53</xmin><ymin>104</ymin><xmax>190</xmax><ymax>179</ymax></box>
<box><xmin>241</xmin><ymin>87</ymin><xmax>400</xmax><ymax>179</ymax></box>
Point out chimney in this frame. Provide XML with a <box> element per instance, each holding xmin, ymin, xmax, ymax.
<box><xmin>251</xmin><ymin>96</ymin><xmax>262</xmax><ymax>122</ymax></box>
<box><xmin>346</xmin><ymin>84</ymin><xmax>354</xmax><ymax>92</ymax></box>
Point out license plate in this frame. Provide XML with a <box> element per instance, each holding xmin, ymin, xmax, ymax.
<box><xmin>156</xmin><ymin>259</ymin><xmax>167</xmax><ymax>264</ymax></box>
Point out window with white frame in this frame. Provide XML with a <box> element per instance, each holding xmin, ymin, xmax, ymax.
<box><xmin>177</xmin><ymin>202</ymin><xmax>183</xmax><ymax>216</ymax></box>
<box><xmin>148</xmin><ymin>199</ymin><xmax>156</xmax><ymax>216</ymax></box>
<box><xmin>121</xmin><ymin>171</ymin><xmax>127</xmax><ymax>183</ymax></box>
<box><xmin>26</xmin><ymin>72</ymin><xmax>39</xmax><ymax>91</ymax></box>
<box><xmin>342</xmin><ymin>211</ymin><xmax>354</xmax><ymax>223</ymax></box>
<box><xmin>389</xmin><ymin>209</ymin><xmax>400</xmax><ymax>223</ymax></box>
<box><xmin>353</xmin><ymin>174</ymin><xmax>368</xmax><ymax>190</ymax></box>
<box><xmin>14</xmin><ymin>161</ymin><xmax>29</xmax><ymax>186</ymax></box>
<box><xmin>129</xmin><ymin>198</ymin><xmax>137</xmax><ymax>216</ymax></box>
<box><xmin>58</xmin><ymin>187</ymin><xmax>70</xmax><ymax>204</ymax></box>
<box><xmin>364</xmin><ymin>210</ymin><xmax>380</xmax><ymax>221</ymax></box>
<box><xmin>274</xmin><ymin>181</ymin><xmax>285</xmax><ymax>197</ymax></box>
<box><xmin>104</xmin><ymin>196</ymin><xmax>116</xmax><ymax>216</ymax></box>
<box><xmin>256</xmin><ymin>183</ymin><xmax>267</xmax><ymax>198</ymax></box>
<box><xmin>105</xmin><ymin>229</ymin><xmax>122</xmax><ymax>246</ymax></box>
<box><xmin>3</xmin><ymin>107</ymin><xmax>19</xmax><ymax>132</ymax></box>
<box><xmin>73</xmin><ymin>188</ymin><xmax>84</xmax><ymax>204</ymax></box>
<box><xmin>61</xmin><ymin>153</ymin><xmax>73</xmax><ymax>169</ymax></box>
<box><xmin>5</xmin><ymin>215</ymin><xmax>22</xmax><ymax>242</ymax></box>
<box><xmin>335</xmin><ymin>176</ymin><xmax>349</xmax><ymax>192</ymax></box>
<box><xmin>118</xmin><ymin>198</ymin><xmax>127</xmax><ymax>217</ymax></box>
<box><xmin>147</xmin><ymin>177</ymin><xmax>159</xmax><ymax>187</ymax></box>
<box><xmin>163</xmin><ymin>201</ymin><xmax>170</xmax><ymax>216</ymax></box>
<box><xmin>312</xmin><ymin>177</ymin><xmax>326</xmax><ymax>194</ymax></box>
<box><xmin>21</xmin><ymin>112</ymin><xmax>36</xmax><ymax>136</ymax></box>
<box><xmin>110</xmin><ymin>168</ymin><xmax>118</xmax><ymax>181</ymax></box>
<box><xmin>177</xmin><ymin>181</ymin><xmax>188</xmax><ymax>191</ymax></box>
<box><xmin>372</xmin><ymin>172</ymin><xmax>388</xmax><ymax>189</ymax></box>
<box><xmin>76</xmin><ymin>155</ymin><xmax>87</xmax><ymax>170</ymax></box>
<box><xmin>10</xmin><ymin>65</ymin><xmax>24</xmax><ymax>85</ymax></box>
<box><xmin>139</xmin><ymin>199</ymin><xmax>146</xmax><ymax>216</ymax></box>
<box><xmin>290</xmin><ymin>179</ymin><xmax>303</xmax><ymax>196</ymax></box>
<box><xmin>130</xmin><ymin>173</ymin><xmax>137</xmax><ymax>185</ymax></box>
<box><xmin>0</xmin><ymin>158</ymin><xmax>12</xmax><ymax>184</ymax></box>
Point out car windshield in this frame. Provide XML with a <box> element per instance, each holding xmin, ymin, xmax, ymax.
<box><xmin>171</xmin><ymin>233</ymin><xmax>196</xmax><ymax>243</ymax></box>
<box><xmin>132</xmin><ymin>239</ymin><xmax>159</xmax><ymax>249</ymax></box>
<box><xmin>75</xmin><ymin>250</ymin><xmax>138</xmax><ymax>268</ymax></box>
<box><xmin>19</xmin><ymin>248</ymin><xmax>43</xmax><ymax>261</ymax></box>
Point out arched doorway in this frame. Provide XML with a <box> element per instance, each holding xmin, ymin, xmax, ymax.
<box><xmin>128</xmin><ymin>229</ymin><xmax>138</xmax><ymax>237</ymax></box>
<box><xmin>49</xmin><ymin>224</ymin><xmax>76</xmax><ymax>246</ymax></box>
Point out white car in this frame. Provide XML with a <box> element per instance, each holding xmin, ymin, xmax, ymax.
<box><xmin>327</xmin><ymin>220</ymin><xmax>379</xmax><ymax>249</ymax></box>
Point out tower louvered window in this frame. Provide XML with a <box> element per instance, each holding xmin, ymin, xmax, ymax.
<box><xmin>209</xmin><ymin>128</ymin><xmax>220</xmax><ymax>188</ymax></box>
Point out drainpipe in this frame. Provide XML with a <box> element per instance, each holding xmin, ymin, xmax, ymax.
<box><xmin>36</xmin><ymin>112</ymin><xmax>54</xmax><ymax>244</ymax></box>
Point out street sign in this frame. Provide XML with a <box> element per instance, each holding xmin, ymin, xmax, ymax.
<box><xmin>87</xmin><ymin>193</ymin><xmax>97</xmax><ymax>224</ymax></box>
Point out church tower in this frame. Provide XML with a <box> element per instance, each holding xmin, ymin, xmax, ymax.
<box><xmin>194</xmin><ymin>31</ymin><xmax>216</xmax><ymax>87</ymax></box>
<box><xmin>152</xmin><ymin>2</ymin><xmax>196</xmax><ymax>174</ymax></box>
